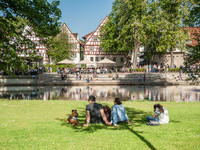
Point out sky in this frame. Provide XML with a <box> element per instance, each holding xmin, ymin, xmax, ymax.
<box><xmin>56</xmin><ymin>0</ymin><xmax>115</xmax><ymax>39</ymax></box>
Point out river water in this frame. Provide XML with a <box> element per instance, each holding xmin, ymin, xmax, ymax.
<box><xmin>0</xmin><ymin>85</ymin><xmax>199</xmax><ymax>102</ymax></box>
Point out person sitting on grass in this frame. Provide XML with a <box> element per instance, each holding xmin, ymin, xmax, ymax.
<box><xmin>147</xmin><ymin>104</ymin><xmax>169</xmax><ymax>125</ymax></box>
<box><xmin>111</xmin><ymin>98</ymin><xmax>134</xmax><ymax>127</ymax></box>
<box><xmin>83</xmin><ymin>95</ymin><xmax>112</xmax><ymax>127</ymax></box>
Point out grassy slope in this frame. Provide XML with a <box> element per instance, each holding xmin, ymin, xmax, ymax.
<box><xmin>0</xmin><ymin>100</ymin><xmax>200</xmax><ymax>150</ymax></box>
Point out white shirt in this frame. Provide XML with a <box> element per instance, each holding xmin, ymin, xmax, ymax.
<box><xmin>159</xmin><ymin>107</ymin><xmax>169</xmax><ymax>124</ymax></box>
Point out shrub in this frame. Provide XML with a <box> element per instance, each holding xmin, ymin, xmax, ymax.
<box><xmin>168</xmin><ymin>68</ymin><xmax>180</xmax><ymax>72</ymax></box>
<box><xmin>134</xmin><ymin>68</ymin><xmax>145</xmax><ymax>72</ymax></box>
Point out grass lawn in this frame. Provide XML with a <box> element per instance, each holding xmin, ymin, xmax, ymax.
<box><xmin>0</xmin><ymin>100</ymin><xmax>200</xmax><ymax>150</ymax></box>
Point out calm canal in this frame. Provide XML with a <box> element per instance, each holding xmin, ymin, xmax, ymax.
<box><xmin>0</xmin><ymin>85</ymin><xmax>199</xmax><ymax>101</ymax></box>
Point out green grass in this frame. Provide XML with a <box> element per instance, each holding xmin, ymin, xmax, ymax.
<box><xmin>0</xmin><ymin>100</ymin><xmax>200</xmax><ymax>150</ymax></box>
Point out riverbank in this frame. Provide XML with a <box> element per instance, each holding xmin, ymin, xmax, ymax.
<box><xmin>0</xmin><ymin>72</ymin><xmax>193</xmax><ymax>86</ymax></box>
<box><xmin>0</xmin><ymin>100</ymin><xmax>199</xmax><ymax>150</ymax></box>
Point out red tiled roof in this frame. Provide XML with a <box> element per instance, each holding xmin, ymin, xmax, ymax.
<box><xmin>182</xmin><ymin>27</ymin><xmax>200</xmax><ymax>46</ymax></box>
<box><xmin>73</xmin><ymin>33</ymin><xmax>78</xmax><ymax>39</ymax></box>
<box><xmin>82</xmin><ymin>31</ymin><xmax>95</xmax><ymax>39</ymax></box>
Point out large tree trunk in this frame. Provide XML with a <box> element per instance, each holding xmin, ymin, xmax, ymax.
<box><xmin>131</xmin><ymin>30</ymin><xmax>140</xmax><ymax>69</ymax></box>
<box><xmin>131</xmin><ymin>46</ymin><xmax>140</xmax><ymax>69</ymax></box>
<box><xmin>170</xmin><ymin>47</ymin><xmax>174</xmax><ymax>68</ymax></box>
<box><xmin>124</xmin><ymin>54</ymin><xmax>130</xmax><ymax>66</ymax></box>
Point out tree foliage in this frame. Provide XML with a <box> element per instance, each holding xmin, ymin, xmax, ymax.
<box><xmin>185</xmin><ymin>0</ymin><xmax>200</xmax><ymax>65</ymax></box>
<box><xmin>184</xmin><ymin>1</ymin><xmax>200</xmax><ymax>85</ymax></box>
<box><xmin>185</xmin><ymin>0</ymin><xmax>200</xmax><ymax>27</ymax></box>
<box><xmin>47</xmin><ymin>32</ymin><xmax>72</xmax><ymax>64</ymax></box>
<box><xmin>101</xmin><ymin>0</ymin><xmax>148</xmax><ymax>68</ymax></box>
<box><xmin>142</xmin><ymin>1</ymin><xmax>171</xmax><ymax>62</ymax></box>
<box><xmin>0</xmin><ymin>0</ymin><xmax>61</xmax><ymax>74</ymax></box>
<box><xmin>101</xmin><ymin>0</ymin><xmax>191</xmax><ymax>67</ymax></box>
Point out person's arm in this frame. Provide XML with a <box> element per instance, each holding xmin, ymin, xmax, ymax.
<box><xmin>111</xmin><ymin>106</ymin><xmax>118</xmax><ymax>127</ymax></box>
<box><xmin>124</xmin><ymin>109</ymin><xmax>129</xmax><ymax>122</ymax></box>
<box><xmin>83</xmin><ymin>110</ymin><xmax>90</xmax><ymax>127</ymax></box>
<box><xmin>100</xmin><ymin>109</ymin><xmax>112</xmax><ymax>126</ymax></box>
<box><xmin>124</xmin><ymin>107</ymin><xmax>134</xmax><ymax>124</ymax></box>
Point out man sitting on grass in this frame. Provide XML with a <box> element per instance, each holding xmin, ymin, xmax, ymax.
<box><xmin>83</xmin><ymin>95</ymin><xmax>112</xmax><ymax>127</ymax></box>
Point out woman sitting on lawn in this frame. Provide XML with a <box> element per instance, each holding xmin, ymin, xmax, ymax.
<box><xmin>147</xmin><ymin>104</ymin><xmax>169</xmax><ymax>125</ymax></box>
<box><xmin>111</xmin><ymin>98</ymin><xmax>133</xmax><ymax>127</ymax></box>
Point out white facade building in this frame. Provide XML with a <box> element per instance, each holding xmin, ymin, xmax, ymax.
<box><xmin>60</xmin><ymin>23</ymin><xmax>81</xmax><ymax>63</ymax></box>
<box><xmin>83</xmin><ymin>17</ymin><xmax>126</xmax><ymax>67</ymax></box>
<box><xmin>19</xmin><ymin>24</ymin><xmax>81</xmax><ymax>65</ymax></box>
<box><xmin>19</xmin><ymin>25</ymin><xmax>48</xmax><ymax>65</ymax></box>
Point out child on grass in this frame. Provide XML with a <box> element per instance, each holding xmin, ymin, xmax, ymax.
<box><xmin>147</xmin><ymin>104</ymin><xmax>169</xmax><ymax>126</ymax></box>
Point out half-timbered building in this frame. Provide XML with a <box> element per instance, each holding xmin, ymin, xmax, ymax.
<box><xmin>19</xmin><ymin>25</ymin><xmax>48</xmax><ymax>66</ymax></box>
<box><xmin>82</xmin><ymin>17</ymin><xmax>125</xmax><ymax>67</ymax></box>
<box><xmin>60</xmin><ymin>23</ymin><xmax>81</xmax><ymax>63</ymax></box>
<box><xmin>19</xmin><ymin>23</ymin><xmax>81</xmax><ymax>66</ymax></box>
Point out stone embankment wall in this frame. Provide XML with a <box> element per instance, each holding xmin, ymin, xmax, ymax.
<box><xmin>0</xmin><ymin>73</ymin><xmax>191</xmax><ymax>86</ymax></box>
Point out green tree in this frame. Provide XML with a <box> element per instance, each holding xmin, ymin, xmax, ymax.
<box><xmin>159</xmin><ymin>0</ymin><xmax>191</xmax><ymax>68</ymax></box>
<box><xmin>47</xmin><ymin>32</ymin><xmax>72</xmax><ymax>64</ymax></box>
<box><xmin>142</xmin><ymin>0</ymin><xmax>171</xmax><ymax>63</ymax></box>
<box><xmin>101</xmin><ymin>0</ymin><xmax>191</xmax><ymax>68</ymax></box>
<box><xmin>0</xmin><ymin>0</ymin><xmax>61</xmax><ymax>74</ymax></box>
<box><xmin>185</xmin><ymin>0</ymin><xmax>200</xmax><ymax>27</ymax></box>
<box><xmin>185</xmin><ymin>0</ymin><xmax>200</xmax><ymax>65</ymax></box>
<box><xmin>184</xmin><ymin>1</ymin><xmax>200</xmax><ymax>85</ymax></box>
<box><xmin>101</xmin><ymin>0</ymin><xmax>148</xmax><ymax>68</ymax></box>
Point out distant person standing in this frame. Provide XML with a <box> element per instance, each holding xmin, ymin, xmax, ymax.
<box><xmin>143</xmin><ymin>73</ymin><xmax>146</xmax><ymax>82</ymax></box>
<box><xmin>149</xmin><ymin>64</ymin><xmax>152</xmax><ymax>72</ymax></box>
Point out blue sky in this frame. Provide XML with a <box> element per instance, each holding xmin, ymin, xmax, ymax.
<box><xmin>56</xmin><ymin>0</ymin><xmax>115</xmax><ymax>39</ymax></box>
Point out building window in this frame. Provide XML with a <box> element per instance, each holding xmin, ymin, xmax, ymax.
<box><xmin>113</xmin><ymin>57</ymin><xmax>116</xmax><ymax>62</ymax></box>
<box><xmin>94</xmin><ymin>37</ymin><xmax>97</xmax><ymax>41</ymax></box>
<box><xmin>120</xmin><ymin>57</ymin><xmax>124</xmax><ymax>63</ymax></box>
<box><xmin>95</xmin><ymin>57</ymin><xmax>99</xmax><ymax>61</ymax></box>
<box><xmin>101</xmin><ymin>57</ymin><xmax>104</xmax><ymax>60</ymax></box>
<box><xmin>74</xmin><ymin>44</ymin><xmax>77</xmax><ymax>49</ymax></box>
<box><xmin>90</xmin><ymin>57</ymin><xmax>94</xmax><ymax>61</ymax></box>
<box><xmin>90</xmin><ymin>46</ymin><xmax>93</xmax><ymax>51</ymax></box>
<box><xmin>99</xmin><ymin>47</ymin><xmax>102</xmax><ymax>51</ymax></box>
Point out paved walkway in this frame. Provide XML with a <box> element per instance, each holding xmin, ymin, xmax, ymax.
<box><xmin>0</xmin><ymin>72</ymin><xmax>193</xmax><ymax>86</ymax></box>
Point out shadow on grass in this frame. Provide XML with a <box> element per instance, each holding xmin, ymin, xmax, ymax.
<box><xmin>55</xmin><ymin>106</ymin><xmax>159</xmax><ymax>150</ymax></box>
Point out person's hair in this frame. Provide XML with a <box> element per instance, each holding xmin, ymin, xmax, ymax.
<box><xmin>114</xmin><ymin>98</ymin><xmax>122</xmax><ymax>105</ymax></box>
<box><xmin>88</xmin><ymin>95</ymin><xmax>96</xmax><ymax>102</ymax></box>
<box><xmin>154</xmin><ymin>104</ymin><xmax>164</xmax><ymax>112</ymax></box>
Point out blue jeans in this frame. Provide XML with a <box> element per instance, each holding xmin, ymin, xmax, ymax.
<box><xmin>147</xmin><ymin>116</ymin><xmax>159</xmax><ymax>122</ymax></box>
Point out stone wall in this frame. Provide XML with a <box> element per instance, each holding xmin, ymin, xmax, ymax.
<box><xmin>153</xmin><ymin>52</ymin><xmax>185</xmax><ymax>67</ymax></box>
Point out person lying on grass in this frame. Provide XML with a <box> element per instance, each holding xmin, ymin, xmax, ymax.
<box><xmin>111</xmin><ymin>98</ymin><xmax>134</xmax><ymax>127</ymax></box>
<box><xmin>147</xmin><ymin>104</ymin><xmax>169</xmax><ymax>126</ymax></box>
<box><xmin>83</xmin><ymin>95</ymin><xmax>112</xmax><ymax>127</ymax></box>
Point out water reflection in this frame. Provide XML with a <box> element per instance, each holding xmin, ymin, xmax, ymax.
<box><xmin>0</xmin><ymin>85</ymin><xmax>199</xmax><ymax>102</ymax></box>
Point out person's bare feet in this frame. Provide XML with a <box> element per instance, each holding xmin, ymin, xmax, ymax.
<box><xmin>128</xmin><ymin>121</ymin><xmax>134</xmax><ymax>124</ymax></box>
<box><xmin>106</xmin><ymin>122</ymin><xmax>112</xmax><ymax>126</ymax></box>
<box><xmin>83</xmin><ymin>124</ymin><xmax>89</xmax><ymax>127</ymax></box>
